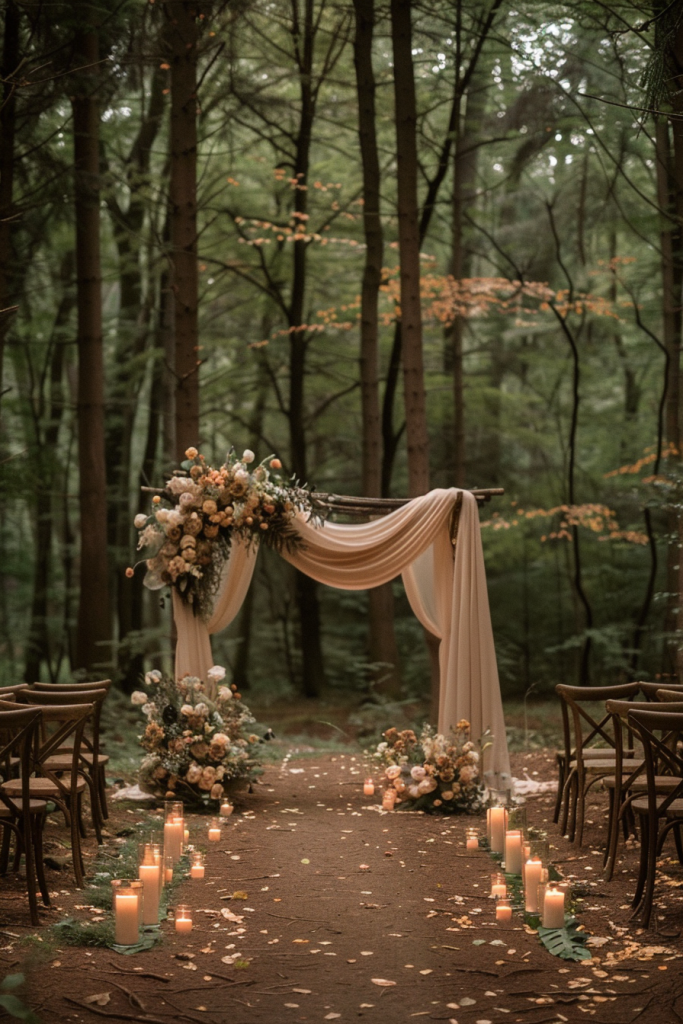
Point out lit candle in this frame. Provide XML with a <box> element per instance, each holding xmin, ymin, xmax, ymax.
<box><xmin>382</xmin><ymin>789</ymin><xmax>396</xmax><ymax>811</ymax></box>
<box><xmin>363</xmin><ymin>778</ymin><xmax>375</xmax><ymax>797</ymax></box>
<box><xmin>220</xmin><ymin>801</ymin><xmax>234</xmax><ymax>817</ymax></box>
<box><xmin>542</xmin><ymin>886</ymin><xmax>565</xmax><ymax>929</ymax></box>
<box><xmin>505</xmin><ymin>829</ymin><xmax>523</xmax><ymax>875</ymax></box>
<box><xmin>466</xmin><ymin>828</ymin><xmax>479</xmax><ymax>851</ymax></box>
<box><xmin>164</xmin><ymin>819</ymin><xmax>183</xmax><ymax>863</ymax></box>
<box><xmin>138</xmin><ymin>862</ymin><xmax>161</xmax><ymax>925</ymax></box>
<box><xmin>496</xmin><ymin>897</ymin><xmax>512</xmax><ymax>923</ymax></box>
<box><xmin>115</xmin><ymin>890</ymin><xmax>140</xmax><ymax>945</ymax></box>
<box><xmin>184</xmin><ymin>828</ymin><xmax>190</xmax><ymax>844</ymax></box>
<box><xmin>491</xmin><ymin>872</ymin><xmax>506</xmax><ymax>898</ymax></box>
<box><xmin>164</xmin><ymin>856</ymin><xmax>173</xmax><ymax>884</ymax></box>
<box><xmin>190</xmin><ymin>861</ymin><xmax>205</xmax><ymax>879</ymax></box>
<box><xmin>208</xmin><ymin>817</ymin><xmax>221</xmax><ymax>842</ymax></box>
<box><xmin>489</xmin><ymin>806</ymin><xmax>507</xmax><ymax>854</ymax></box>
<box><xmin>524</xmin><ymin>857</ymin><xmax>543</xmax><ymax>914</ymax></box>
<box><xmin>175</xmin><ymin>905</ymin><xmax>193</xmax><ymax>933</ymax></box>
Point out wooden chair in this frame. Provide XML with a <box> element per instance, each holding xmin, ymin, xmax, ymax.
<box><xmin>656</xmin><ymin>689</ymin><xmax>683</xmax><ymax>702</ymax></box>
<box><xmin>556</xmin><ymin>682</ymin><xmax>641</xmax><ymax>844</ymax></box>
<box><xmin>638</xmin><ymin>681</ymin><xmax>683</xmax><ymax>702</ymax></box>
<box><xmin>25</xmin><ymin>687</ymin><xmax>109</xmax><ymax>841</ymax></box>
<box><xmin>627</xmin><ymin>707</ymin><xmax>683</xmax><ymax>927</ymax></box>
<box><xmin>602</xmin><ymin>698</ymin><xmax>683</xmax><ymax>880</ymax></box>
<box><xmin>0</xmin><ymin>707</ymin><xmax>49</xmax><ymax>925</ymax></box>
<box><xmin>0</xmin><ymin>699</ymin><xmax>91</xmax><ymax>888</ymax></box>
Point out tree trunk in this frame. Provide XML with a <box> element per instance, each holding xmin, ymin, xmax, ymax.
<box><xmin>353</xmin><ymin>0</ymin><xmax>401</xmax><ymax>695</ymax></box>
<box><xmin>72</xmin><ymin>22</ymin><xmax>111</xmax><ymax>673</ymax></box>
<box><xmin>390</xmin><ymin>0</ymin><xmax>430</xmax><ymax>498</ymax></box>
<box><xmin>166</xmin><ymin>0</ymin><xmax>200</xmax><ymax>460</ymax></box>
<box><xmin>0</xmin><ymin>0</ymin><xmax>19</xmax><ymax>409</ymax></box>
<box><xmin>288</xmin><ymin>0</ymin><xmax>325</xmax><ymax>698</ymax></box>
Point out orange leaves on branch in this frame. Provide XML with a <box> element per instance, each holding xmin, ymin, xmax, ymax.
<box><xmin>482</xmin><ymin>503</ymin><xmax>648</xmax><ymax>546</ymax></box>
<box><xmin>604</xmin><ymin>443</ymin><xmax>678</xmax><ymax>479</ymax></box>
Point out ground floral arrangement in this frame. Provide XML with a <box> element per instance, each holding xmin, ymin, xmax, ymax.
<box><xmin>373</xmin><ymin>722</ymin><xmax>487</xmax><ymax>813</ymax></box>
<box><xmin>129</xmin><ymin>446</ymin><xmax>317</xmax><ymax>615</ymax></box>
<box><xmin>131</xmin><ymin>665</ymin><xmax>261</xmax><ymax>807</ymax></box>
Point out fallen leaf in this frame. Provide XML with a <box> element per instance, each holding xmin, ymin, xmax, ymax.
<box><xmin>182</xmin><ymin>962</ymin><xmax>198</xmax><ymax>971</ymax></box>
<box><xmin>292</xmin><ymin>989</ymin><xmax>311</xmax><ymax>994</ymax></box>
<box><xmin>419</xmin><ymin>969</ymin><xmax>432</xmax><ymax>975</ymax></box>
<box><xmin>360</xmin><ymin>1005</ymin><xmax>374</xmax><ymax>1009</ymax></box>
<box><xmin>203</xmin><ymin>976</ymin><xmax>212</xmax><ymax>982</ymax></box>
<box><xmin>360</xmin><ymin>951</ymin><xmax>374</xmax><ymax>956</ymax></box>
<box><xmin>371</xmin><ymin>978</ymin><xmax>396</xmax><ymax>987</ymax></box>
<box><xmin>359</xmin><ymin>864</ymin><xmax>370</xmax><ymax>870</ymax></box>
<box><xmin>51</xmin><ymin>961</ymin><xmax>61</xmax><ymax>968</ymax></box>
<box><xmin>459</xmin><ymin>997</ymin><xmax>476</xmax><ymax>1006</ymax></box>
<box><xmin>84</xmin><ymin>993</ymin><xmax>111</xmax><ymax>1007</ymax></box>
<box><xmin>293</xmin><ymin>939</ymin><xmax>309</xmax><ymax>944</ymax></box>
<box><xmin>284</xmin><ymin>1004</ymin><xmax>299</xmax><ymax>1009</ymax></box>
<box><xmin>324</xmin><ymin>1015</ymin><xmax>341</xmax><ymax>1020</ymax></box>
<box><xmin>231</xmin><ymin>890</ymin><xmax>248</xmax><ymax>899</ymax></box>
<box><xmin>301</xmin><ymin>858</ymin><xmax>310</xmax><ymax>865</ymax></box>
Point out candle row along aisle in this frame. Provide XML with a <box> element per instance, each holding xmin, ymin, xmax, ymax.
<box><xmin>472</xmin><ymin>789</ymin><xmax>590</xmax><ymax>959</ymax></box>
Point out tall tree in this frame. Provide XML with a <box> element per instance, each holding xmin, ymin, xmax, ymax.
<box><xmin>0</xmin><ymin>0</ymin><xmax>19</xmax><ymax>408</ymax></box>
<box><xmin>72</xmin><ymin>13</ymin><xmax>111</xmax><ymax>672</ymax></box>
<box><xmin>353</xmin><ymin>0</ymin><xmax>401</xmax><ymax>694</ymax></box>
<box><xmin>165</xmin><ymin>0</ymin><xmax>200</xmax><ymax>460</ymax></box>
<box><xmin>390</xmin><ymin>0</ymin><xmax>429</xmax><ymax>498</ymax></box>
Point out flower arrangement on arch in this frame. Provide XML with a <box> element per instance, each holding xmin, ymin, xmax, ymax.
<box><xmin>130</xmin><ymin>446</ymin><xmax>317</xmax><ymax>615</ymax></box>
<box><xmin>131</xmin><ymin>665</ymin><xmax>262</xmax><ymax>807</ymax></box>
<box><xmin>372</xmin><ymin>722</ymin><xmax>487</xmax><ymax>814</ymax></box>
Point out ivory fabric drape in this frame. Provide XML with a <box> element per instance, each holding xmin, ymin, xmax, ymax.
<box><xmin>171</xmin><ymin>488</ymin><xmax>511</xmax><ymax>786</ymax></box>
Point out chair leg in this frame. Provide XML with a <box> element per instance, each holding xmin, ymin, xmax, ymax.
<box><xmin>33</xmin><ymin>814</ymin><xmax>50</xmax><ymax>907</ymax></box>
<box><xmin>603</xmin><ymin>788</ymin><xmax>620</xmax><ymax>880</ymax></box>
<box><xmin>567</xmin><ymin>773</ymin><xmax>579</xmax><ymax>842</ymax></box>
<box><xmin>0</xmin><ymin>823</ymin><xmax>11</xmax><ymax>875</ymax></box>
<box><xmin>673</xmin><ymin>823</ymin><xmax>683</xmax><ymax>865</ymax></box>
<box><xmin>98</xmin><ymin>768</ymin><xmax>109</xmax><ymax>821</ymax></box>
<box><xmin>559</xmin><ymin>769</ymin><xmax>574</xmax><ymax>836</ymax></box>
<box><xmin>553</xmin><ymin>755</ymin><xmax>565</xmax><ymax>825</ymax></box>
<box><xmin>632</xmin><ymin>813</ymin><xmax>649</xmax><ymax>912</ymax></box>
<box><xmin>77</xmin><ymin>791</ymin><xmax>87</xmax><ymax>840</ymax></box>
<box><xmin>21</xmin><ymin>820</ymin><xmax>39</xmax><ymax>927</ymax></box>
<box><xmin>639</xmin><ymin>813</ymin><xmax>660</xmax><ymax>928</ymax></box>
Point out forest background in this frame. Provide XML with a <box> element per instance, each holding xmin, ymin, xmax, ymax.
<box><xmin>1</xmin><ymin>0</ymin><xmax>682</xmax><ymax>722</ymax></box>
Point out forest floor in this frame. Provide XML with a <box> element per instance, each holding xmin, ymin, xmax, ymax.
<box><xmin>1</xmin><ymin>706</ymin><xmax>683</xmax><ymax>1023</ymax></box>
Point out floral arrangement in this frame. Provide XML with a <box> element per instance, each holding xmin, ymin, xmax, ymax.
<box><xmin>129</xmin><ymin>446</ymin><xmax>317</xmax><ymax>615</ymax></box>
<box><xmin>373</xmin><ymin>722</ymin><xmax>486</xmax><ymax>814</ymax></box>
<box><xmin>131</xmin><ymin>665</ymin><xmax>262</xmax><ymax>806</ymax></box>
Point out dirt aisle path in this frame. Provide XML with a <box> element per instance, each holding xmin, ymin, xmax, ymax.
<box><xmin>18</xmin><ymin>750</ymin><xmax>683</xmax><ymax>1023</ymax></box>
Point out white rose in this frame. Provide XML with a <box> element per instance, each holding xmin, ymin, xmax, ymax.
<box><xmin>218</xmin><ymin>686</ymin><xmax>233</xmax><ymax>701</ymax></box>
<box><xmin>407</xmin><ymin>785</ymin><xmax>421</xmax><ymax>799</ymax></box>
<box><xmin>417</xmin><ymin>777</ymin><xmax>437</xmax><ymax>794</ymax></box>
<box><xmin>441</xmin><ymin>790</ymin><xmax>454</xmax><ymax>801</ymax></box>
<box><xmin>167</xmin><ymin>477</ymin><xmax>194</xmax><ymax>495</ymax></box>
<box><xmin>145</xmin><ymin>669</ymin><xmax>162</xmax><ymax>685</ymax></box>
<box><xmin>134</xmin><ymin>513</ymin><xmax>147</xmax><ymax>529</ymax></box>
<box><xmin>195</xmin><ymin>702</ymin><xmax>209</xmax><ymax>717</ymax></box>
<box><xmin>234</xmin><ymin>468</ymin><xmax>249</xmax><ymax>484</ymax></box>
<box><xmin>167</xmin><ymin>510</ymin><xmax>184</xmax><ymax>527</ymax></box>
<box><xmin>154</xmin><ymin>508</ymin><xmax>170</xmax><ymax>523</ymax></box>
<box><xmin>131</xmin><ymin>691</ymin><xmax>148</xmax><ymax>706</ymax></box>
<box><xmin>142</xmin><ymin>703</ymin><xmax>155</xmax><ymax>718</ymax></box>
<box><xmin>208</xmin><ymin>665</ymin><xmax>226</xmax><ymax>683</ymax></box>
<box><xmin>179</xmin><ymin>492</ymin><xmax>195</xmax><ymax>507</ymax></box>
<box><xmin>180</xmin><ymin>704</ymin><xmax>194</xmax><ymax>717</ymax></box>
<box><xmin>242</xmin><ymin>449</ymin><xmax>255</xmax><ymax>464</ymax></box>
<box><xmin>410</xmin><ymin>765</ymin><xmax>426</xmax><ymax>781</ymax></box>
<box><xmin>385</xmin><ymin>765</ymin><xmax>401</xmax><ymax>780</ymax></box>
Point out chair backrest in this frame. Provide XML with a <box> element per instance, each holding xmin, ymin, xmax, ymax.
<box><xmin>638</xmin><ymin>681</ymin><xmax>683</xmax><ymax>702</ymax></box>
<box><xmin>656</xmin><ymin>689</ymin><xmax>683</xmax><ymax>703</ymax></box>
<box><xmin>0</xmin><ymin>707</ymin><xmax>43</xmax><ymax>817</ymax></box>
<box><xmin>556</xmin><ymin>682</ymin><xmax>641</xmax><ymax>762</ymax></box>
<box><xmin>0</xmin><ymin>684</ymin><xmax>27</xmax><ymax>699</ymax></box>
<box><xmin>31</xmin><ymin>679</ymin><xmax>112</xmax><ymax>693</ymax></box>
<box><xmin>20</xmin><ymin>689</ymin><xmax>106</xmax><ymax>763</ymax></box>
<box><xmin>627</xmin><ymin>708</ymin><xmax>683</xmax><ymax>813</ymax></box>
<box><xmin>0</xmin><ymin>699</ymin><xmax>92</xmax><ymax>796</ymax></box>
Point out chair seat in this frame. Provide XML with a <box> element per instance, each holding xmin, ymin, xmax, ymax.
<box><xmin>603</xmin><ymin>774</ymin><xmax>680</xmax><ymax>791</ymax></box>
<box><xmin>581</xmin><ymin>758</ymin><xmax>642</xmax><ymax>773</ymax></box>
<box><xmin>43</xmin><ymin>752</ymin><xmax>108</xmax><ymax>771</ymax></box>
<box><xmin>0</xmin><ymin>799</ymin><xmax>48</xmax><ymax>815</ymax></box>
<box><xmin>632</xmin><ymin>796</ymin><xmax>683</xmax><ymax>816</ymax></box>
<box><xmin>1</xmin><ymin>777</ymin><xmax>86</xmax><ymax>798</ymax></box>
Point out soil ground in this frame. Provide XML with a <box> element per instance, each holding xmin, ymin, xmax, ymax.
<box><xmin>1</xmin><ymin>714</ymin><xmax>683</xmax><ymax>1024</ymax></box>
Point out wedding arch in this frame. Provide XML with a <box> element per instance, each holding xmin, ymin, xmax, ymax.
<box><xmin>136</xmin><ymin>453</ymin><xmax>511</xmax><ymax>789</ymax></box>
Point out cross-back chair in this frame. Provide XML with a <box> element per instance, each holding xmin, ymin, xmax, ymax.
<box><xmin>556</xmin><ymin>682</ymin><xmax>642</xmax><ymax>844</ymax></box>
<box><xmin>0</xmin><ymin>707</ymin><xmax>49</xmax><ymax>924</ymax></box>
<box><xmin>0</xmin><ymin>698</ymin><xmax>92</xmax><ymax>887</ymax></box>
<box><xmin>656</xmin><ymin>689</ymin><xmax>683</xmax><ymax>703</ymax></box>
<box><xmin>626</xmin><ymin>707</ymin><xmax>683</xmax><ymax>927</ymax></box>
<box><xmin>638</xmin><ymin>681</ymin><xmax>683</xmax><ymax>702</ymax></box>
<box><xmin>23</xmin><ymin>687</ymin><xmax>109</xmax><ymax>842</ymax></box>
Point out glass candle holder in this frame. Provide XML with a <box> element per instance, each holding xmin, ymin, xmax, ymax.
<box><xmin>174</xmin><ymin>904</ymin><xmax>193</xmax><ymax>933</ymax></box>
<box><xmin>465</xmin><ymin>827</ymin><xmax>479</xmax><ymax>851</ymax></box>
<box><xmin>542</xmin><ymin>886</ymin><xmax>565</xmax><ymax>929</ymax></box>
<box><xmin>112</xmin><ymin>880</ymin><xmax>142</xmax><ymax>945</ymax></box>
<box><xmin>524</xmin><ymin>857</ymin><xmax>544</xmax><ymax>913</ymax></box>
<box><xmin>164</xmin><ymin>801</ymin><xmax>184</xmax><ymax>864</ymax></box>
<box><xmin>487</xmin><ymin>790</ymin><xmax>509</xmax><ymax>854</ymax></box>
<box><xmin>363</xmin><ymin>778</ymin><xmax>375</xmax><ymax>797</ymax></box>
<box><xmin>495</xmin><ymin>896</ymin><xmax>513</xmax><ymax>925</ymax></box>
<box><xmin>164</xmin><ymin>854</ymin><xmax>174</xmax><ymax>885</ymax></box>
<box><xmin>150</xmin><ymin>842</ymin><xmax>163</xmax><ymax>895</ymax></box>
<box><xmin>138</xmin><ymin>847</ymin><xmax>161</xmax><ymax>926</ymax></box>
<box><xmin>490</xmin><ymin>871</ymin><xmax>506</xmax><ymax>899</ymax></box>
<box><xmin>504</xmin><ymin>829</ymin><xmax>523</xmax><ymax>875</ymax></box>
<box><xmin>507</xmin><ymin>803</ymin><xmax>527</xmax><ymax>833</ymax></box>
<box><xmin>219</xmin><ymin>800</ymin><xmax>234</xmax><ymax>817</ymax></box>
<box><xmin>208</xmin><ymin>817</ymin><xmax>221</xmax><ymax>842</ymax></box>
<box><xmin>190</xmin><ymin>851</ymin><xmax>205</xmax><ymax>879</ymax></box>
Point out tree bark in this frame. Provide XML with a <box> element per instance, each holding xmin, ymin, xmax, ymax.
<box><xmin>353</xmin><ymin>0</ymin><xmax>401</xmax><ymax>695</ymax></box>
<box><xmin>165</xmin><ymin>0</ymin><xmax>200</xmax><ymax>460</ymax></box>
<box><xmin>390</xmin><ymin>0</ymin><xmax>430</xmax><ymax>498</ymax></box>
<box><xmin>0</xmin><ymin>0</ymin><xmax>19</xmax><ymax>409</ymax></box>
<box><xmin>72</xmin><ymin>22</ymin><xmax>112</xmax><ymax>673</ymax></box>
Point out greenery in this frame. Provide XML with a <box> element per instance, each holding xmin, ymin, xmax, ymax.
<box><xmin>1</xmin><ymin>0</ymin><xmax>681</xmax><ymax>707</ymax></box>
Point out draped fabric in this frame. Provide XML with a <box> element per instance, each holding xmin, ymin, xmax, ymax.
<box><xmin>172</xmin><ymin>488</ymin><xmax>511</xmax><ymax>786</ymax></box>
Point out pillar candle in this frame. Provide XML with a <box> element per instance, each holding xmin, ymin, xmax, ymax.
<box><xmin>489</xmin><ymin>806</ymin><xmax>507</xmax><ymax>854</ymax></box>
<box><xmin>114</xmin><ymin>892</ymin><xmax>139</xmax><ymax>946</ymax></box>
<box><xmin>164</xmin><ymin>820</ymin><xmax>183</xmax><ymax>863</ymax></box>
<box><xmin>505</xmin><ymin>829</ymin><xmax>523</xmax><ymax>875</ymax></box>
<box><xmin>208</xmin><ymin>826</ymin><xmax>221</xmax><ymax>841</ymax></box>
<box><xmin>524</xmin><ymin>857</ymin><xmax>543</xmax><ymax>914</ymax></box>
<box><xmin>542</xmin><ymin>887</ymin><xmax>565</xmax><ymax>929</ymax></box>
<box><xmin>466</xmin><ymin>830</ymin><xmax>479</xmax><ymax>851</ymax></box>
<box><xmin>138</xmin><ymin>863</ymin><xmax>161</xmax><ymax>925</ymax></box>
<box><xmin>175</xmin><ymin>915</ymin><xmax>193</xmax><ymax>933</ymax></box>
<box><xmin>184</xmin><ymin>828</ymin><xmax>190</xmax><ymax>844</ymax></box>
<box><xmin>190</xmin><ymin>862</ymin><xmax>205</xmax><ymax>879</ymax></box>
<box><xmin>363</xmin><ymin>779</ymin><xmax>375</xmax><ymax>797</ymax></box>
<box><xmin>496</xmin><ymin>900</ymin><xmax>512</xmax><ymax>922</ymax></box>
<box><xmin>220</xmin><ymin>801</ymin><xmax>234</xmax><ymax>817</ymax></box>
